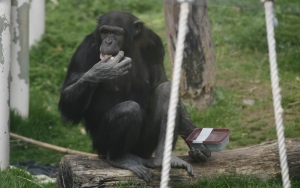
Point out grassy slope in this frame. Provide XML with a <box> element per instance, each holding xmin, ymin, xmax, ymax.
<box><xmin>7</xmin><ymin>0</ymin><xmax>300</xmax><ymax>187</ymax></box>
<box><xmin>180</xmin><ymin>0</ymin><xmax>300</xmax><ymax>150</ymax></box>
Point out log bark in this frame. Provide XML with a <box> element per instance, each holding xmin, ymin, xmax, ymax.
<box><xmin>164</xmin><ymin>0</ymin><xmax>216</xmax><ymax>111</ymax></box>
<box><xmin>57</xmin><ymin>138</ymin><xmax>300</xmax><ymax>187</ymax></box>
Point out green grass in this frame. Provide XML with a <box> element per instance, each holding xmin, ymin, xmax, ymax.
<box><xmin>10</xmin><ymin>108</ymin><xmax>93</xmax><ymax>164</ymax></box>
<box><xmin>6</xmin><ymin>0</ymin><xmax>300</xmax><ymax>187</ymax></box>
<box><xmin>0</xmin><ymin>168</ymin><xmax>55</xmax><ymax>188</ymax></box>
<box><xmin>185</xmin><ymin>175</ymin><xmax>300</xmax><ymax>188</ymax></box>
<box><xmin>182</xmin><ymin>0</ymin><xmax>300</xmax><ymax>148</ymax></box>
<box><xmin>115</xmin><ymin>174</ymin><xmax>300</xmax><ymax>188</ymax></box>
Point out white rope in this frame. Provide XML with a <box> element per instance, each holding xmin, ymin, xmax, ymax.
<box><xmin>262</xmin><ymin>1</ymin><xmax>291</xmax><ymax>188</ymax></box>
<box><xmin>160</xmin><ymin>2</ymin><xmax>190</xmax><ymax>188</ymax></box>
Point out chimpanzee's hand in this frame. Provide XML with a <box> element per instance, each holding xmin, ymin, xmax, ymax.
<box><xmin>81</xmin><ymin>51</ymin><xmax>132</xmax><ymax>83</ymax></box>
<box><xmin>188</xmin><ymin>144</ymin><xmax>211</xmax><ymax>162</ymax></box>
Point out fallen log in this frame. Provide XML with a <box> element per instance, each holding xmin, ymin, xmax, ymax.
<box><xmin>57</xmin><ymin>138</ymin><xmax>300</xmax><ymax>187</ymax></box>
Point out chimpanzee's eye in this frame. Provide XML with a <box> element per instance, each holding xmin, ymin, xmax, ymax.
<box><xmin>101</xmin><ymin>29</ymin><xmax>108</xmax><ymax>34</ymax></box>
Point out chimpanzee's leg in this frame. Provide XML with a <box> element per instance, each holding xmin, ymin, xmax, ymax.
<box><xmin>93</xmin><ymin>101</ymin><xmax>141</xmax><ymax>158</ymax></box>
<box><xmin>150</xmin><ymin>81</ymin><xmax>210</xmax><ymax>176</ymax></box>
<box><xmin>93</xmin><ymin>101</ymin><xmax>155</xmax><ymax>182</ymax></box>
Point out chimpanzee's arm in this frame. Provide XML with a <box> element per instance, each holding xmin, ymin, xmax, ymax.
<box><xmin>58</xmin><ymin>72</ymin><xmax>97</xmax><ymax>123</ymax></box>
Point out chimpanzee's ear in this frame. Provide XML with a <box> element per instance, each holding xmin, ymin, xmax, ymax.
<box><xmin>134</xmin><ymin>20</ymin><xmax>143</xmax><ymax>36</ymax></box>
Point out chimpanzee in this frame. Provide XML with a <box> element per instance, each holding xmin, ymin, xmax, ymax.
<box><xmin>59</xmin><ymin>11</ymin><xmax>210</xmax><ymax>181</ymax></box>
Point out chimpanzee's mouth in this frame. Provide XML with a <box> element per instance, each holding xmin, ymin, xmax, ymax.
<box><xmin>100</xmin><ymin>52</ymin><xmax>121</xmax><ymax>60</ymax></box>
<box><xmin>100</xmin><ymin>53</ymin><xmax>111</xmax><ymax>60</ymax></box>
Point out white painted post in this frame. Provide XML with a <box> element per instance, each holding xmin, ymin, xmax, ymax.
<box><xmin>0</xmin><ymin>0</ymin><xmax>11</xmax><ymax>170</ymax></box>
<box><xmin>29</xmin><ymin>0</ymin><xmax>44</xmax><ymax>46</ymax></box>
<box><xmin>10</xmin><ymin>0</ymin><xmax>30</xmax><ymax>118</ymax></box>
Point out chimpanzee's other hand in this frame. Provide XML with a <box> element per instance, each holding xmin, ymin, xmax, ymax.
<box><xmin>188</xmin><ymin>144</ymin><xmax>211</xmax><ymax>162</ymax></box>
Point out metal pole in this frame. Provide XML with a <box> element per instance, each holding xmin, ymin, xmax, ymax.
<box><xmin>10</xmin><ymin>0</ymin><xmax>29</xmax><ymax>118</ymax></box>
<box><xmin>29</xmin><ymin>0</ymin><xmax>44</xmax><ymax>46</ymax></box>
<box><xmin>0</xmin><ymin>0</ymin><xmax>11</xmax><ymax>170</ymax></box>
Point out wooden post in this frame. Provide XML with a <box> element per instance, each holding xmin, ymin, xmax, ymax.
<box><xmin>57</xmin><ymin>138</ymin><xmax>300</xmax><ymax>187</ymax></box>
<box><xmin>164</xmin><ymin>0</ymin><xmax>216</xmax><ymax>111</ymax></box>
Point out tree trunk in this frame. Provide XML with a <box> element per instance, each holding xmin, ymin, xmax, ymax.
<box><xmin>164</xmin><ymin>0</ymin><xmax>216</xmax><ymax>111</ymax></box>
<box><xmin>57</xmin><ymin>138</ymin><xmax>300</xmax><ymax>188</ymax></box>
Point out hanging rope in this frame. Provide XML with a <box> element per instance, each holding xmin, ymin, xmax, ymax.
<box><xmin>262</xmin><ymin>0</ymin><xmax>291</xmax><ymax>188</ymax></box>
<box><xmin>160</xmin><ymin>1</ymin><xmax>191</xmax><ymax>187</ymax></box>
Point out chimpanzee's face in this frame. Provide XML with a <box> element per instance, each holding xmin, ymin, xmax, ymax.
<box><xmin>99</xmin><ymin>25</ymin><xmax>125</xmax><ymax>60</ymax></box>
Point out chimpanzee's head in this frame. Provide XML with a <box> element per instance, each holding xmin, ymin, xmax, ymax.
<box><xmin>95</xmin><ymin>11</ymin><xmax>143</xmax><ymax>60</ymax></box>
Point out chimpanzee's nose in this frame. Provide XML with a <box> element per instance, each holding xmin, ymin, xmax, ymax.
<box><xmin>105</xmin><ymin>37</ymin><xmax>113</xmax><ymax>45</ymax></box>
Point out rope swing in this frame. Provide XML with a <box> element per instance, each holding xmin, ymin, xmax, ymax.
<box><xmin>262</xmin><ymin>0</ymin><xmax>290</xmax><ymax>187</ymax></box>
<box><xmin>160</xmin><ymin>1</ymin><xmax>191</xmax><ymax>187</ymax></box>
<box><xmin>160</xmin><ymin>0</ymin><xmax>290</xmax><ymax>187</ymax></box>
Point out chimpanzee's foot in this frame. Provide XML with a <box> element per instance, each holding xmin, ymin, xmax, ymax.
<box><xmin>188</xmin><ymin>144</ymin><xmax>211</xmax><ymax>162</ymax></box>
<box><xmin>107</xmin><ymin>152</ymin><xmax>155</xmax><ymax>182</ymax></box>
<box><xmin>153</xmin><ymin>154</ymin><xmax>194</xmax><ymax>177</ymax></box>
